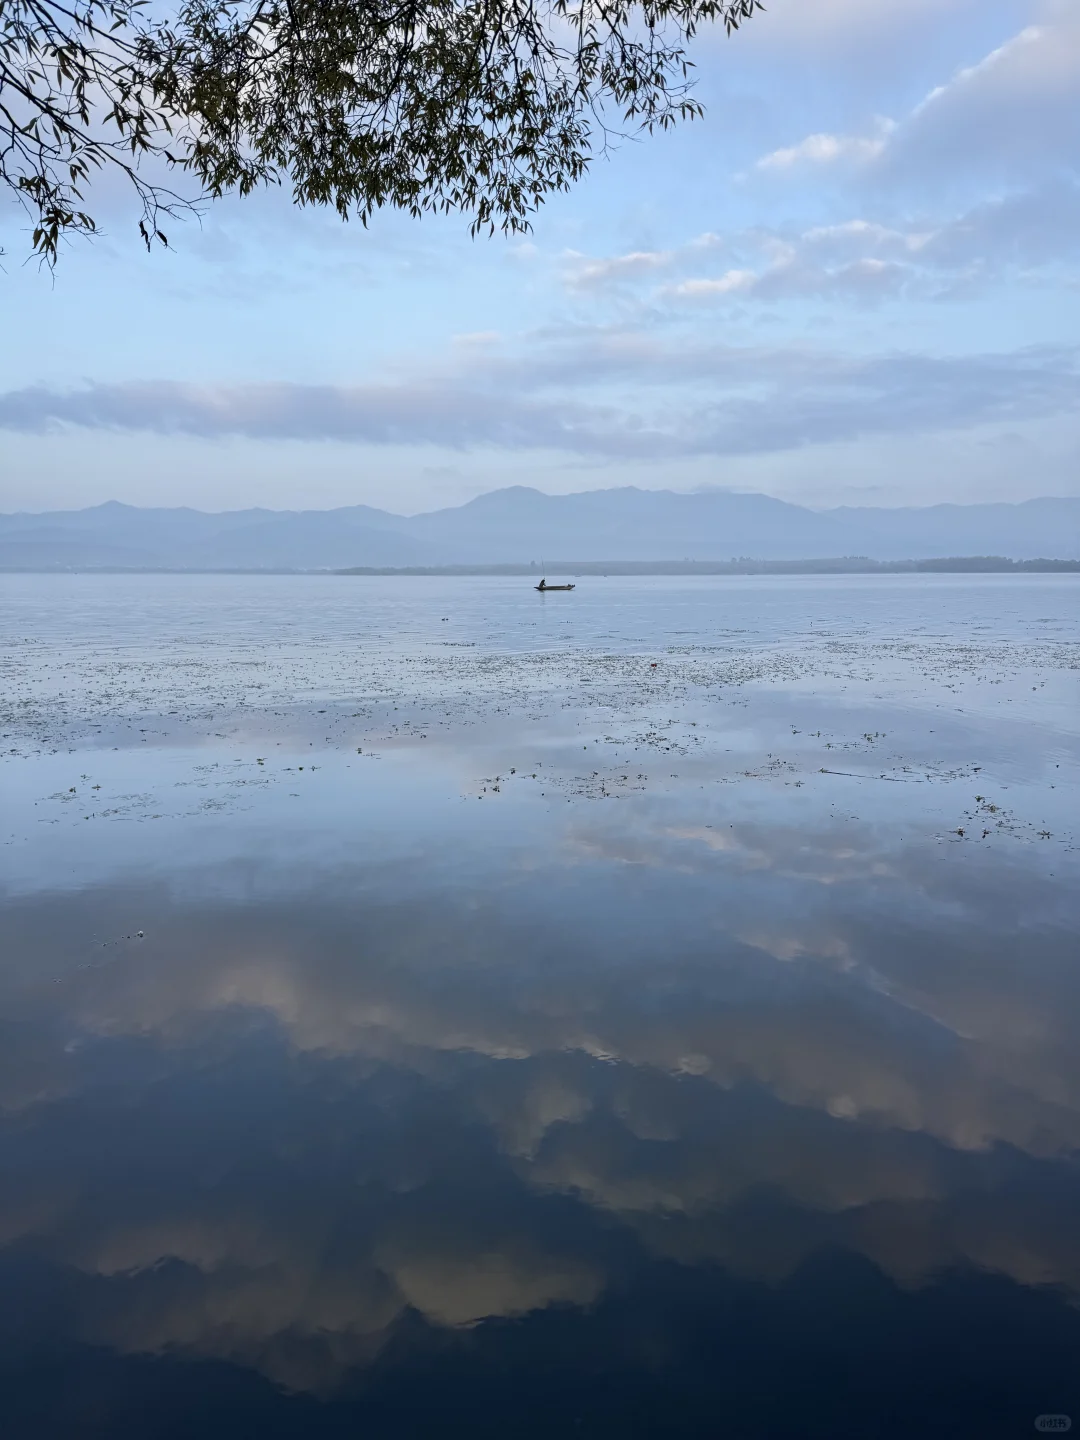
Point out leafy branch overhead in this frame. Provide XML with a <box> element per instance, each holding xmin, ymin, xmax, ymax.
<box><xmin>0</xmin><ymin>0</ymin><xmax>761</xmax><ymax>263</ymax></box>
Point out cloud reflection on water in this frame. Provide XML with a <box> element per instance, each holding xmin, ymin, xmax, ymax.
<box><xmin>1</xmin><ymin>800</ymin><xmax>1078</xmax><ymax>1397</ymax></box>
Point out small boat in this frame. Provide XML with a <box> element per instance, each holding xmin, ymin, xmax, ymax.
<box><xmin>535</xmin><ymin>578</ymin><xmax>575</xmax><ymax>591</ymax></box>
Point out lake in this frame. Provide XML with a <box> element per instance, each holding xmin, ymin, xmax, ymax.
<box><xmin>1</xmin><ymin>573</ymin><xmax>1078</xmax><ymax>1437</ymax></box>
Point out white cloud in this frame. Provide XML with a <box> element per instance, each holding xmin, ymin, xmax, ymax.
<box><xmin>668</xmin><ymin>256</ymin><xmax>909</xmax><ymax>305</ymax></box>
<box><xmin>751</xmin><ymin>10</ymin><xmax>1080</xmax><ymax>191</ymax></box>
<box><xmin>884</xmin><ymin>14</ymin><xmax>1080</xmax><ymax>184</ymax></box>
<box><xmin>565</xmin><ymin>173</ymin><xmax>1080</xmax><ymax>314</ymax></box>
<box><xmin>559</xmin><ymin>13</ymin><xmax>1080</xmax><ymax>322</ymax></box>
<box><xmin>670</xmin><ymin>270</ymin><xmax>757</xmax><ymax>298</ymax></box>
<box><xmin>800</xmin><ymin>220</ymin><xmax>932</xmax><ymax>257</ymax></box>
<box><xmin>756</xmin><ymin>128</ymin><xmax>892</xmax><ymax>171</ymax></box>
<box><xmin>562</xmin><ymin>248</ymin><xmax>673</xmax><ymax>289</ymax></box>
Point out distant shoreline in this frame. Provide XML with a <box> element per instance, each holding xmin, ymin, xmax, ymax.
<box><xmin>335</xmin><ymin>558</ymin><xmax>1080</xmax><ymax>576</ymax></box>
<box><xmin>2</xmin><ymin>557</ymin><xmax>1079</xmax><ymax>576</ymax></box>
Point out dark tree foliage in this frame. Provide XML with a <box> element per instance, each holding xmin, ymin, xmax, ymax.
<box><xmin>0</xmin><ymin>0</ymin><xmax>760</xmax><ymax>262</ymax></box>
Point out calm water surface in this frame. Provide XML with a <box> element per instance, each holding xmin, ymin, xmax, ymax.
<box><xmin>1</xmin><ymin>574</ymin><xmax>1078</xmax><ymax>1437</ymax></box>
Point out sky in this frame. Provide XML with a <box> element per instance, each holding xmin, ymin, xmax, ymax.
<box><xmin>1</xmin><ymin>0</ymin><xmax>1078</xmax><ymax>515</ymax></box>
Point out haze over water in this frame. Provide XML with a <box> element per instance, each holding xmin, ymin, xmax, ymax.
<box><xmin>1</xmin><ymin>572</ymin><xmax>1078</xmax><ymax>1437</ymax></box>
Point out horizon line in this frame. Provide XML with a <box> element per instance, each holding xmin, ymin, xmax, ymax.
<box><xmin>3</xmin><ymin>558</ymin><xmax>1078</xmax><ymax>577</ymax></box>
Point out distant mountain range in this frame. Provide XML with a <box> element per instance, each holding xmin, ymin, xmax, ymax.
<box><xmin>1</xmin><ymin>488</ymin><xmax>1078</xmax><ymax>569</ymax></box>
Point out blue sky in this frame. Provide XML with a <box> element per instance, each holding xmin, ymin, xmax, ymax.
<box><xmin>2</xmin><ymin>0</ymin><xmax>1078</xmax><ymax>514</ymax></box>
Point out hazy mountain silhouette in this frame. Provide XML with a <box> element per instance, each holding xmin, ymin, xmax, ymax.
<box><xmin>1</xmin><ymin>489</ymin><xmax>1078</xmax><ymax>568</ymax></box>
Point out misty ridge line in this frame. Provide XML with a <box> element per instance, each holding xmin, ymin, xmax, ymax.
<box><xmin>1</xmin><ymin>487</ymin><xmax>1079</xmax><ymax>570</ymax></box>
